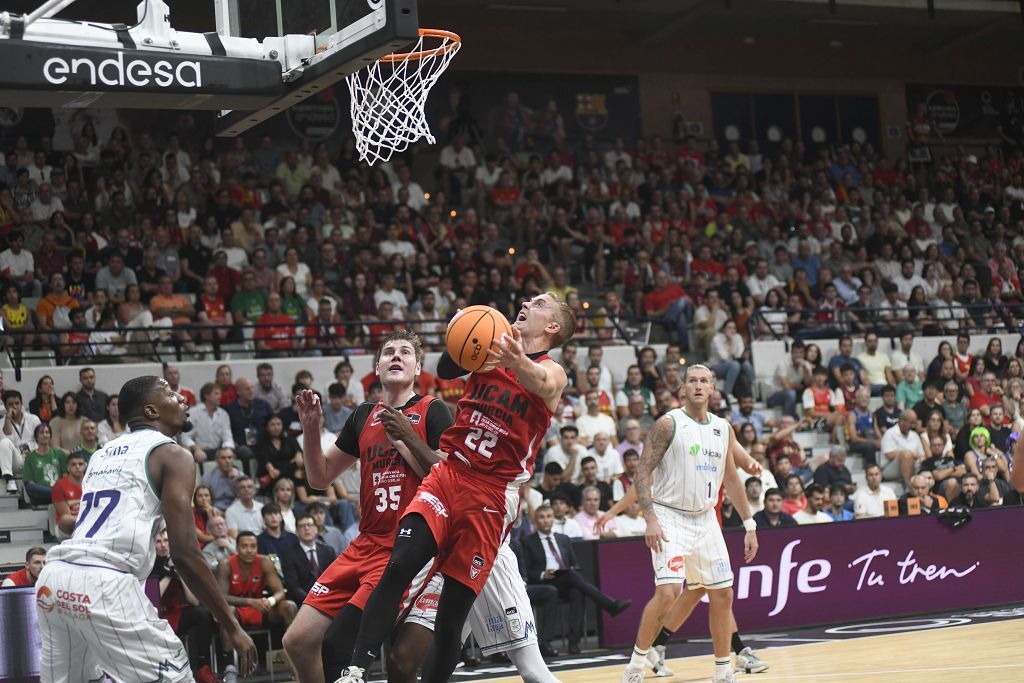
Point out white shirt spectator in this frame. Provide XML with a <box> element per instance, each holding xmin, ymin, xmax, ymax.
<box><xmin>30</xmin><ymin>195</ymin><xmax>64</xmax><ymax>223</ymax></box>
<box><xmin>592</xmin><ymin>364</ymin><xmax>614</xmax><ymax>397</ymax></box>
<box><xmin>225</xmin><ymin>498</ymin><xmax>264</xmax><ymax>535</ymax></box>
<box><xmin>222</xmin><ymin>246</ymin><xmax>249</xmax><ymax>272</ymax></box>
<box><xmin>614</xmin><ymin>513</ymin><xmax>646</xmax><ymax>537</ymax></box>
<box><xmin>439</xmin><ymin>144</ymin><xmax>475</xmax><ymax>171</ymax></box>
<box><xmin>892</xmin><ymin>273</ymin><xmax>925</xmax><ymax>301</ymax></box>
<box><xmin>4</xmin><ymin>412</ymin><xmax>41</xmax><ymax>452</ymax></box>
<box><xmin>28</xmin><ymin>162</ymin><xmax>51</xmax><ymax>185</ymax></box>
<box><xmin>586</xmin><ymin>444</ymin><xmax>624</xmax><ymax>480</ymax></box>
<box><xmin>881</xmin><ymin>424</ymin><xmax>924</xmax><ymax>459</ymax></box>
<box><xmin>891</xmin><ymin>350</ymin><xmax>925</xmax><ymax>377</ymax></box>
<box><xmin>851</xmin><ymin>485</ymin><xmax>897</xmax><ymax>518</ymax></box>
<box><xmin>551</xmin><ymin>516</ymin><xmax>583</xmax><ymax>539</ymax></box>
<box><xmin>694</xmin><ymin>305</ymin><xmax>729</xmax><ymax>335</ymax></box>
<box><xmin>746</xmin><ymin>273</ymin><xmax>781</xmax><ymax>302</ymax></box>
<box><xmin>180</xmin><ymin>405</ymin><xmax>235</xmax><ymax>452</ymax></box>
<box><xmin>540</xmin><ymin>164</ymin><xmax>573</xmax><ymax>188</ymax></box>
<box><xmin>709</xmin><ymin>333</ymin><xmax>745</xmax><ymax>364</ymax></box>
<box><xmin>858</xmin><ymin>350</ymin><xmax>893</xmax><ymax>386</ymax></box>
<box><xmin>475</xmin><ymin>163</ymin><xmax>502</xmax><ymax>191</ymax></box>
<box><xmin>574</xmin><ymin>412</ymin><xmax>617</xmax><ymax>446</ymax></box>
<box><xmin>392</xmin><ymin>181</ymin><xmax>427</xmax><ymax>211</ymax></box>
<box><xmin>275</xmin><ymin>262</ymin><xmax>311</xmax><ymax>296</ymax></box>
<box><xmin>544</xmin><ymin>443</ymin><xmax>586</xmax><ymax>479</ymax></box>
<box><xmin>0</xmin><ymin>248</ymin><xmax>34</xmax><ymax>280</ymax></box>
<box><xmin>379</xmin><ymin>238</ymin><xmax>417</xmax><ymax>260</ymax></box>
<box><xmin>373</xmin><ymin>287</ymin><xmax>409</xmax><ymax>314</ymax></box>
<box><xmin>793</xmin><ymin>509</ymin><xmax>834</xmax><ymax>525</ymax></box>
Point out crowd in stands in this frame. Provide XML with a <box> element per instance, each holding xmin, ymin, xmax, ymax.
<box><xmin>2</xmin><ymin>89</ymin><xmax>1024</xmax><ymax>674</ymax></box>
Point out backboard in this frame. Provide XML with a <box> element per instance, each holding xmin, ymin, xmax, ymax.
<box><xmin>0</xmin><ymin>0</ymin><xmax>419</xmax><ymax>134</ymax></box>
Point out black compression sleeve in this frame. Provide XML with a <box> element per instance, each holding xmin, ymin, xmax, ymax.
<box><xmin>436</xmin><ymin>351</ymin><xmax>469</xmax><ymax>380</ymax></box>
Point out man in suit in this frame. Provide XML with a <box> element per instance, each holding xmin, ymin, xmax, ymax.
<box><xmin>522</xmin><ymin>504</ymin><xmax>631</xmax><ymax>653</ymax></box>
<box><xmin>281</xmin><ymin>513</ymin><xmax>338</xmax><ymax>604</ymax></box>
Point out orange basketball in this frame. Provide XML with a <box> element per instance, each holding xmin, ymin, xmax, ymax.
<box><xmin>446</xmin><ymin>305</ymin><xmax>514</xmax><ymax>372</ymax></box>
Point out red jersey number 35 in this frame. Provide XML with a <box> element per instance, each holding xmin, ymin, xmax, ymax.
<box><xmin>374</xmin><ymin>485</ymin><xmax>401</xmax><ymax>512</ymax></box>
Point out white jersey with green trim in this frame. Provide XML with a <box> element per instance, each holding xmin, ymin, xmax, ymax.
<box><xmin>47</xmin><ymin>428</ymin><xmax>175</xmax><ymax>580</ymax></box>
<box><xmin>651</xmin><ymin>408</ymin><xmax>731</xmax><ymax>513</ymax></box>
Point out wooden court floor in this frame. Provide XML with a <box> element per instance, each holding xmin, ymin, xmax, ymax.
<box><xmin>482</xmin><ymin>619</ymin><xmax>1024</xmax><ymax>683</ymax></box>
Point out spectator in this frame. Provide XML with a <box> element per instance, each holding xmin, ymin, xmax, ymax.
<box><xmin>28</xmin><ymin>376</ymin><xmax>59</xmax><ymax>424</ymax></box>
<box><xmin>196</xmin><ymin>276</ymin><xmax>233</xmax><ymax>344</ymax></box>
<box><xmin>94</xmin><ymin>252</ymin><xmax>137</xmax><ymax>302</ymax></box>
<box><xmin>824</xmin><ymin>486</ymin><xmax>854</xmax><ymax>521</ymax></box>
<box><xmin>71</xmin><ymin>368</ymin><xmax>107</xmax><ymax>424</ymax></box>
<box><xmin>225</xmin><ymin>377</ymin><xmax>273</xmax><ymax>459</ymax></box>
<box><xmin>858</xmin><ymin>331</ymin><xmax>896</xmax><ymax>394</ymax></box>
<box><xmin>1</xmin><ymin>547</ymin><xmax>46</xmax><ymax>587</ymax></box>
<box><xmin>0</xmin><ymin>284</ymin><xmax>37</xmax><ymax>356</ymax></box>
<box><xmin>963</xmin><ymin>426</ymin><xmax>1005</xmax><ymax>480</ymax></box>
<box><xmin>192</xmin><ymin>485</ymin><xmax>221</xmax><ymax>545</ymax></box>
<box><xmin>769</xmin><ymin>341</ymin><xmax>811</xmax><ymax>418</ymax></box>
<box><xmin>548</xmin><ymin>492</ymin><xmax>583</xmax><ymax>538</ymax></box>
<box><xmin>272</xmin><ymin>477</ymin><xmax>298</xmax><ymax>533</ymax></box>
<box><xmin>575</xmin><ymin>390</ymin><xmax>618</xmax><ymax>447</ymax></box>
<box><xmin>51</xmin><ymin>451</ymin><xmax>85</xmax><ymax>537</ymax></box>
<box><xmin>613</xmin><ymin>499</ymin><xmax>647</xmax><ymax>537</ymax></box>
<box><xmin>66</xmin><ymin>420</ymin><xmax>101</xmax><ymax>463</ymax></box>
<box><xmin>891</xmin><ymin>331</ymin><xmax>925</xmax><ymax>377</ymax></box>
<box><xmin>744</xmin><ymin>476</ymin><xmax>764</xmax><ymax>514</ymax></box>
<box><xmin>281</xmin><ymin>513</ymin><xmax>337</xmax><ymax>604</ymax></box>
<box><xmin>543</xmin><ymin>425</ymin><xmax>586</xmax><ymax>481</ymax></box>
<box><xmin>164</xmin><ymin>364</ymin><xmax>196</xmax><ymax>407</ymax></box>
<box><xmin>181</xmin><ymin>383</ymin><xmax>235</xmax><ymax>463</ymax></box>
<box><xmin>254</xmin><ymin>291</ymin><xmax>299</xmax><ymax>357</ymax></box>
<box><xmin>201</xmin><ymin>449</ymin><xmax>243</xmax><ymax>511</ymax></box>
<box><xmin>896</xmin><ymin>365</ymin><xmax>923</xmax><ymax>411</ymax></box>
<box><xmin>730</xmin><ymin>392</ymin><xmax>776</xmax><ymax>440</ymax></box>
<box><xmin>1</xmin><ymin>389</ymin><xmax>40</xmax><ymax>492</ymax></box>
<box><xmin>586</xmin><ymin>432</ymin><xmax>623</xmax><ymax>482</ymax></box>
<box><xmin>150</xmin><ymin>530</ymin><xmax>220</xmax><ymax>683</ymax></box>
<box><xmin>36</xmin><ymin>273</ymin><xmax>79</xmax><ymax>332</ymax></box>
<box><xmin>949</xmin><ymin>473</ymin><xmax>990</xmax><ymax>510</ymax></box>
<box><xmin>617</xmin><ymin>395</ymin><xmax>656</xmax><ymax>440</ymax></box>
<box><xmin>979</xmin><ymin>457</ymin><xmax>1012</xmax><ymax>506</ymax></box>
<box><xmin>802</xmin><ymin>366</ymin><xmax>845</xmax><ymax>434</ymax></box>
<box><xmin>792</xmin><ymin>485</ymin><xmax>834</xmax><ymax>525</ymax></box>
<box><xmin>753</xmin><ymin>488</ymin><xmax>798</xmax><ymax>529</ymax></box>
<box><xmin>225</xmin><ymin>476</ymin><xmax>264</xmax><ymax>538</ymax></box>
<box><xmin>0</xmin><ymin>232</ymin><xmax>40</xmax><ymax>297</ymax></box>
<box><xmin>256</xmin><ymin>502</ymin><xmax>300</xmax><ymax>563</ymax></box>
<box><xmin>880</xmin><ymin>411</ymin><xmax>925</xmax><ymax>486</ymax></box>
<box><xmin>912</xmin><ymin>380</ymin><xmax>946</xmax><ymax>426</ymax></box>
<box><xmin>576</xmin><ymin>458</ymin><xmax>614</xmax><ymax>509</ymax></box>
<box><xmin>898</xmin><ymin>474</ymin><xmax>949</xmax><ymax>516</ymax></box>
<box><xmin>522</xmin><ymin>505</ymin><xmax>630</xmax><ymax>655</ymax></box>
<box><xmin>616</xmin><ymin>418</ymin><xmax>645</xmax><ymax>457</ymax></box>
<box><xmin>253</xmin><ymin>414</ymin><xmax>302</xmax><ymax>492</ymax></box>
<box><xmin>97</xmin><ymin>395</ymin><xmax>126</xmax><ymax>444</ymax></box>
<box><xmin>306</xmin><ymin>501</ymin><xmax>350</xmax><ymax>555</ymax></box>
<box><xmin>781</xmin><ymin>474</ymin><xmax>807</xmax><ymax>516</ymax></box>
<box><xmin>216</xmin><ymin>531</ymin><xmax>296</xmax><ymax>628</ymax></box>
<box><xmin>254</xmin><ymin>362</ymin><xmax>291</xmax><ymax>414</ymax></box>
<box><xmin>323</xmin><ymin>383</ymin><xmax>351</xmax><ymax>434</ymax></box>
<box><xmin>231</xmin><ymin>269</ymin><xmax>268</xmax><ymax>324</ymax></box>
<box><xmin>576</xmin><ymin>484</ymin><xmax>618</xmax><ymax>539</ymax></box>
<box><xmin>846</xmin><ymin>387</ymin><xmax>880</xmax><ymax>466</ymax></box>
<box><xmin>813</xmin><ymin>446</ymin><xmax>857</xmax><ymax>496</ymax></box>
<box><xmin>851</xmin><ymin>464</ymin><xmax>897</xmax><ymax>518</ymax></box>
<box><xmin>709</xmin><ymin>319</ymin><xmax>754</xmax><ymax>398</ymax></box>
<box><xmin>49</xmin><ymin>392</ymin><xmax>84</xmax><ymax>454</ymax></box>
<box><xmin>22</xmin><ymin>423</ymin><xmax>64</xmax><ymax>505</ymax></box>
<box><xmin>201</xmin><ymin>515</ymin><xmax>238</xmax><ymax>569</ymax></box>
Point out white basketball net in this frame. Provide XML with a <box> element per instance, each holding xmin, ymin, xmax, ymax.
<box><xmin>346</xmin><ymin>29</ymin><xmax>461</xmax><ymax>166</ymax></box>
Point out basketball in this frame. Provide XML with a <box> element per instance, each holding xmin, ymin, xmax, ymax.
<box><xmin>446</xmin><ymin>305</ymin><xmax>514</xmax><ymax>372</ymax></box>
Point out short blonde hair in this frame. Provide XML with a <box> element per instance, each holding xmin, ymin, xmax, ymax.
<box><xmin>545</xmin><ymin>292</ymin><xmax>576</xmax><ymax>347</ymax></box>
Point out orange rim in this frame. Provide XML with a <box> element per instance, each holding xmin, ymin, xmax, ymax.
<box><xmin>379</xmin><ymin>28</ymin><xmax>461</xmax><ymax>63</ymax></box>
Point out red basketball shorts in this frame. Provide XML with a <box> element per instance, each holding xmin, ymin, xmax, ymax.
<box><xmin>402</xmin><ymin>463</ymin><xmax>519</xmax><ymax>595</ymax></box>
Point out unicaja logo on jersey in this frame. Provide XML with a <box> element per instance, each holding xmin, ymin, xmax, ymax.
<box><xmin>689</xmin><ymin>444</ymin><xmax>700</xmax><ymax>457</ymax></box>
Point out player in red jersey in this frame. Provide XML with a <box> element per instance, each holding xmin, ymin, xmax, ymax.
<box><xmin>282</xmin><ymin>330</ymin><xmax>453</xmax><ymax>683</ymax></box>
<box><xmin>338</xmin><ymin>293</ymin><xmax>575</xmax><ymax>683</ymax></box>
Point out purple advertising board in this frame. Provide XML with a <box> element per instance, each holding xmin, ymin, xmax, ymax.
<box><xmin>596</xmin><ymin>507</ymin><xmax>1024</xmax><ymax>648</ymax></box>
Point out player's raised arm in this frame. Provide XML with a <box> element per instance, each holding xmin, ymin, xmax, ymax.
<box><xmin>150</xmin><ymin>442</ymin><xmax>257</xmax><ymax>677</ymax></box>
<box><xmin>379</xmin><ymin>400</ymin><xmax>453</xmax><ymax>477</ymax></box>
<box><xmin>635</xmin><ymin>414</ymin><xmax>674</xmax><ymax>553</ymax></box>
<box><xmin>489</xmin><ymin>326</ymin><xmax>567</xmax><ymax>411</ymax></box>
<box><xmin>296</xmin><ymin>389</ymin><xmax>357</xmax><ymax>489</ymax></box>
<box><xmin>723</xmin><ymin>430</ymin><xmax>758</xmax><ymax>563</ymax></box>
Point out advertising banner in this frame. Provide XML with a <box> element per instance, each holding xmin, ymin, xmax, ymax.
<box><xmin>597</xmin><ymin>507</ymin><xmax>1024</xmax><ymax>648</ymax></box>
<box><xmin>905</xmin><ymin>83</ymin><xmax>1024</xmax><ymax>139</ymax></box>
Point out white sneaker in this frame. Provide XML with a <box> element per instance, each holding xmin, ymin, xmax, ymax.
<box><xmin>333</xmin><ymin>666</ymin><xmax>366</xmax><ymax>683</ymax></box>
<box><xmin>221</xmin><ymin>665</ymin><xmax>238</xmax><ymax>683</ymax></box>
<box><xmin>735</xmin><ymin>646</ymin><xmax>769</xmax><ymax>673</ymax></box>
<box><xmin>712</xmin><ymin>670</ymin><xmax>737</xmax><ymax>683</ymax></box>
<box><xmin>645</xmin><ymin>648</ymin><xmax>674</xmax><ymax>677</ymax></box>
<box><xmin>5</xmin><ymin>480</ymin><xmax>17</xmax><ymax>494</ymax></box>
<box><xmin>620</xmin><ymin>666</ymin><xmax>644</xmax><ymax>683</ymax></box>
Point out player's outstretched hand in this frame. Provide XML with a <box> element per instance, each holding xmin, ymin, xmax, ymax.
<box><xmin>295</xmin><ymin>390</ymin><xmax>322</xmax><ymax>435</ymax></box>
<box><xmin>744</xmin><ymin>530</ymin><xmax>758</xmax><ymax>563</ymax></box>
<box><xmin>487</xmin><ymin>326</ymin><xmax>525</xmax><ymax>370</ymax></box>
<box><xmin>380</xmin><ymin>403</ymin><xmax>416</xmax><ymax>442</ymax></box>
<box><xmin>645</xmin><ymin>515</ymin><xmax>669</xmax><ymax>553</ymax></box>
<box><xmin>740</xmin><ymin>458</ymin><xmax>763</xmax><ymax>476</ymax></box>
<box><xmin>221</xmin><ymin>623</ymin><xmax>257</xmax><ymax>678</ymax></box>
<box><xmin>593</xmin><ymin>511</ymin><xmax>614</xmax><ymax>535</ymax></box>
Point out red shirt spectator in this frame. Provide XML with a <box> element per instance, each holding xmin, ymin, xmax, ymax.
<box><xmin>643</xmin><ymin>274</ymin><xmax>685</xmax><ymax>316</ymax></box>
<box><xmin>254</xmin><ymin>292</ymin><xmax>296</xmax><ymax>354</ymax></box>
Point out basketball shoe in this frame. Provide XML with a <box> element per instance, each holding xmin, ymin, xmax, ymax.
<box><xmin>712</xmin><ymin>670</ymin><xmax>737</xmax><ymax>683</ymax></box>
<box><xmin>334</xmin><ymin>666</ymin><xmax>366</xmax><ymax>682</ymax></box>
<box><xmin>735</xmin><ymin>646</ymin><xmax>770</xmax><ymax>673</ymax></box>
<box><xmin>619</xmin><ymin>665</ymin><xmax>644</xmax><ymax>683</ymax></box>
<box><xmin>646</xmin><ymin>647</ymin><xmax>674</xmax><ymax>677</ymax></box>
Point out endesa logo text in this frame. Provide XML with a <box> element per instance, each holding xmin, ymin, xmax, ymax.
<box><xmin>43</xmin><ymin>52</ymin><xmax>202</xmax><ymax>89</ymax></box>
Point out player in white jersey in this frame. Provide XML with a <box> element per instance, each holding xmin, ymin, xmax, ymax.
<box><xmin>624</xmin><ymin>364</ymin><xmax>758</xmax><ymax>683</ymax></box>
<box><xmin>37</xmin><ymin>376</ymin><xmax>256</xmax><ymax>683</ymax></box>
<box><xmin>394</xmin><ymin>540</ymin><xmax>559</xmax><ymax>683</ymax></box>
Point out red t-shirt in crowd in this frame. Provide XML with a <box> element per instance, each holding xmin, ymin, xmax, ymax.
<box><xmin>643</xmin><ymin>283</ymin><xmax>685</xmax><ymax>315</ymax></box>
<box><xmin>254</xmin><ymin>313</ymin><xmax>296</xmax><ymax>351</ymax></box>
<box><xmin>51</xmin><ymin>475</ymin><xmax>82</xmax><ymax>524</ymax></box>
<box><xmin>4</xmin><ymin>567</ymin><xmax>31</xmax><ymax>586</ymax></box>
<box><xmin>969</xmin><ymin>390</ymin><xmax>1002</xmax><ymax>412</ymax></box>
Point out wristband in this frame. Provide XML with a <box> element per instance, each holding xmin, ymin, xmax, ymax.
<box><xmin>267</xmin><ymin>596</ymin><xmax>277</xmax><ymax>607</ymax></box>
<box><xmin>742</xmin><ymin>518</ymin><xmax>757</xmax><ymax>532</ymax></box>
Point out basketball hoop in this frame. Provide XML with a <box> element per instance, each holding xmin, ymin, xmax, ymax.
<box><xmin>346</xmin><ymin>28</ymin><xmax>461</xmax><ymax>166</ymax></box>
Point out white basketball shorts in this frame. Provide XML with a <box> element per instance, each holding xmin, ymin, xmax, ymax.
<box><xmin>405</xmin><ymin>543</ymin><xmax>537</xmax><ymax>656</ymax></box>
<box><xmin>651</xmin><ymin>503</ymin><xmax>733</xmax><ymax>590</ymax></box>
<box><xmin>36</xmin><ymin>561</ymin><xmax>192</xmax><ymax>683</ymax></box>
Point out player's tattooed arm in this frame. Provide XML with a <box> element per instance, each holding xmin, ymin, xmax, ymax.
<box><xmin>635</xmin><ymin>414</ymin><xmax>674</xmax><ymax>516</ymax></box>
